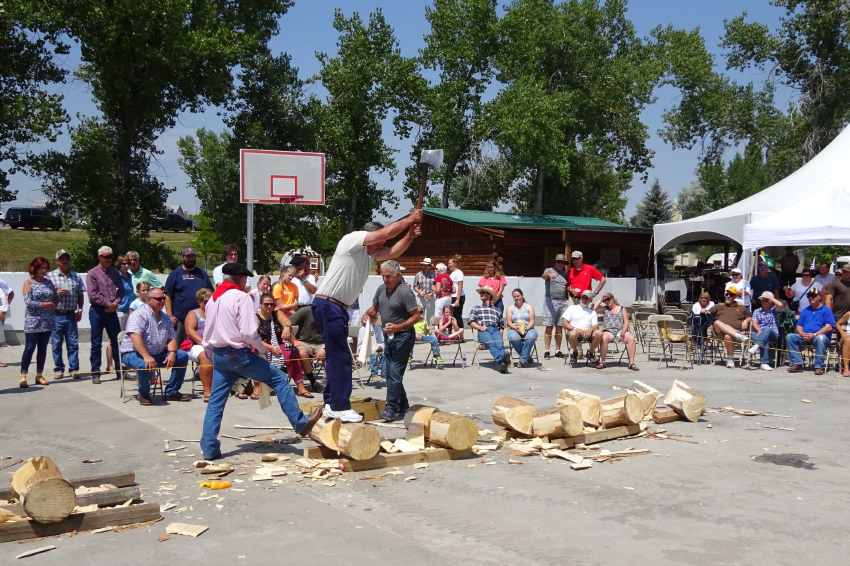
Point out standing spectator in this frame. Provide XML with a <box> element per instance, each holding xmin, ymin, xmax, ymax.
<box><xmin>594</xmin><ymin>292</ymin><xmax>639</xmax><ymax>370</ymax></box>
<box><xmin>791</xmin><ymin>268</ymin><xmax>819</xmax><ymax>312</ymax></box>
<box><xmin>567</xmin><ymin>250</ymin><xmax>606</xmax><ymax>300</ymax></box>
<box><xmin>249</xmin><ymin>274</ymin><xmax>272</xmax><ymax>310</ymax></box>
<box><xmin>747</xmin><ymin>291</ymin><xmax>785</xmax><ymax>371</ymax></box>
<box><xmin>184</xmin><ymin>288</ymin><xmax>213</xmax><ymax>402</ymax></box>
<box><xmin>87</xmin><ymin>246</ymin><xmax>123</xmax><ymax>383</ymax></box>
<box><xmin>361</xmin><ymin>260</ymin><xmax>421</xmax><ymax>421</ymax></box>
<box><xmin>724</xmin><ymin>268</ymin><xmax>752</xmax><ymax>307</ymax></box>
<box><xmin>20</xmin><ymin>257</ymin><xmax>56</xmax><ymax>387</ymax></box>
<box><xmin>212</xmin><ymin>244</ymin><xmax>239</xmax><ymax>287</ymax></box>
<box><xmin>448</xmin><ymin>256</ymin><xmax>466</xmax><ymax>328</ymax></box>
<box><xmin>433</xmin><ymin>262</ymin><xmax>453</xmax><ymax>317</ymax></box>
<box><xmin>709</xmin><ymin>288</ymin><xmax>752</xmax><ymax>368</ymax></box>
<box><xmin>289</xmin><ymin>255</ymin><xmax>318</xmax><ymax>305</ymax></box>
<box><xmin>505</xmin><ymin>288</ymin><xmax>538</xmax><ymax>367</ymax></box>
<box><xmin>119</xmin><ymin>287</ymin><xmax>191</xmax><ymax>405</ymax></box>
<box><xmin>115</xmin><ymin>255</ymin><xmax>135</xmax><ymax>328</ymax></box>
<box><xmin>779</xmin><ymin>247</ymin><xmax>800</xmax><ymax>287</ymax></box>
<box><xmin>749</xmin><ymin>262</ymin><xmax>781</xmax><ymax>308</ymax></box>
<box><xmin>787</xmin><ymin>289</ymin><xmax>834</xmax><ymax>375</ymax></box>
<box><xmin>825</xmin><ymin>265</ymin><xmax>850</xmax><ymax>322</ymax></box>
<box><xmin>272</xmin><ymin>265</ymin><xmax>299</xmax><ymax>312</ymax></box>
<box><xmin>468</xmin><ymin>286</ymin><xmax>510</xmax><ymax>373</ymax></box>
<box><xmin>541</xmin><ymin>254</ymin><xmax>569</xmax><ymax>360</ymax></box>
<box><xmin>413</xmin><ymin>257</ymin><xmax>436</xmax><ymax>324</ymax></box>
<box><xmin>0</xmin><ymin>276</ymin><xmax>12</xmax><ymax>350</ymax></box>
<box><xmin>126</xmin><ymin>250</ymin><xmax>162</xmax><ymax>293</ymax></box>
<box><xmin>47</xmin><ymin>249</ymin><xmax>85</xmax><ymax>380</ymax></box>
<box><xmin>560</xmin><ymin>290</ymin><xmax>599</xmax><ymax>365</ymax></box>
<box><xmin>165</xmin><ymin>246</ymin><xmax>212</xmax><ymax>343</ymax></box>
<box><xmin>815</xmin><ymin>262</ymin><xmax>835</xmax><ymax>289</ymax></box>
<box><xmin>479</xmin><ymin>263</ymin><xmax>508</xmax><ymax>313</ymax></box>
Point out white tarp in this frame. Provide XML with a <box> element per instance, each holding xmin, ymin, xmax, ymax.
<box><xmin>743</xmin><ymin>186</ymin><xmax>850</xmax><ymax>248</ymax></box>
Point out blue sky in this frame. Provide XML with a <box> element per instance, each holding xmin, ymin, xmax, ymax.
<box><xmin>7</xmin><ymin>0</ymin><xmax>789</xmax><ymax>220</ymax></box>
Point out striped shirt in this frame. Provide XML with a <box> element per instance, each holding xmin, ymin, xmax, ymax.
<box><xmin>47</xmin><ymin>269</ymin><xmax>85</xmax><ymax>313</ymax></box>
<box><xmin>120</xmin><ymin>303</ymin><xmax>176</xmax><ymax>355</ymax></box>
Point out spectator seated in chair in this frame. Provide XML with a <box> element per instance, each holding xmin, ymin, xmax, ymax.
<box><xmin>184</xmin><ymin>288</ymin><xmax>213</xmax><ymax>402</ymax></box>
<box><xmin>747</xmin><ymin>291</ymin><xmax>785</xmax><ymax>371</ymax></box>
<box><xmin>690</xmin><ymin>291</ymin><xmax>715</xmax><ymax>341</ymax></box>
<box><xmin>289</xmin><ymin>304</ymin><xmax>325</xmax><ymax>392</ymax></box>
<box><xmin>257</xmin><ymin>293</ymin><xmax>312</xmax><ymax>398</ymax></box>
<box><xmin>119</xmin><ymin>287</ymin><xmax>191</xmax><ymax>405</ymax></box>
<box><xmin>709</xmin><ymin>288</ymin><xmax>752</xmax><ymax>368</ymax></box>
<box><xmin>592</xmin><ymin>292</ymin><xmax>638</xmax><ymax>371</ymax></box>
<box><xmin>468</xmin><ymin>286</ymin><xmax>510</xmax><ymax>373</ymax></box>
<box><xmin>414</xmin><ymin>318</ymin><xmax>444</xmax><ymax>366</ymax></box>
<box><xmin>505</xmin><ymin>288</ymin><xmax>538</xmax><ymax>367</ymax></box>
<box><xmin>435</xmin><ymin>304</ymin><xmax>463</xmax><ymax>342</ymax></box>
<box><xmin>560</xmin><ymin>290</ymin><xmax>599</xmax><ymax>365</ymax></box>
<box><xmin>787</xmin><ymin>288</ymin><xmax>835</xmax><ymax>375</ymax></box>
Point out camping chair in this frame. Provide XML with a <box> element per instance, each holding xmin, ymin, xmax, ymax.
<box><xmin>656</xmin><ymin>317</ymin><xmax>693</xmax><ymax>369</ymax></box>
<box><xmin>118</xmin><ymin>331</ymin><xmax>164</xmax><ymax>403</ymax></box>
<box><xmin>471</xmin><ymin>329</ymin><xmax>508</xmax><ymax>367</ymax></box>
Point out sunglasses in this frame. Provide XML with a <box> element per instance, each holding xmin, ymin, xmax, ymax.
<box><xmin>262</xmin><ymin>302</ymin><xmax>275</xmax><ymax>307</ymax></box>
<box><xmin>149</xmin><ymin>296</ymin><xmax>166</xmax><ymax>302</ymax></box>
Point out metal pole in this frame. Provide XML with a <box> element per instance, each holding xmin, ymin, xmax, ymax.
<box><xmin>246</xmin><ymin>203</ymin><xmax>254</xmax><ymax>272</ymax></box>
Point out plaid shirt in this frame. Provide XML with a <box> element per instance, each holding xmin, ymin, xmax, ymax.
<box><xmin>46</xmin><ymin>268</ymin><xmax>85</xmax><ymax>313</ymax></box>
<box><xmin>414</xmin><ymin>270</ymin><xmax>435</xmax><ymax>296</ymax></box>
<box><xmin>119</xmin><ymin>303</ymin><xmax>176</xmax><ymax>355</ymax></box>
<box><xmin>752</xmin><ymin>307</ymin><xmax>778</xmax><ymax>332</ymax></box>
<box><xmin>469</xmin><ymin>303</ymin><xmax>503</xmax><ymax>330</ymax></box>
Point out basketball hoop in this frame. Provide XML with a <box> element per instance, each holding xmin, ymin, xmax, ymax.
<box><xmin>277</xmin><ymin>195</ymin><xmax>302</xmax><ymax>204</ymax></box>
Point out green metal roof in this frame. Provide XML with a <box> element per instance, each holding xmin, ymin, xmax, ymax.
<box><xmin>423</xmin><ymin>207</ymin><xmax>648</xmax><ymax>233</ymax></box>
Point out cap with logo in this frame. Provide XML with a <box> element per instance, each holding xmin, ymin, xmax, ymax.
<box><xmin>420</xmin><ymin>257</ymin><xmax>433</xmax><ymax>265</ymax></box>
<box><xmin>571</xmin><ymin>250</ymin><xmax>583</xmax><ymax>259</ymax></box>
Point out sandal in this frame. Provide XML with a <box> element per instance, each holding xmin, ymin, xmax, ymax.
<box><xmin>594</xmin><ymin>362</ymin><xmax>605</xmax><ymax>370</ymax></box>
<box><xmin>19</xmin><ymin>377</ymin><xmax>28</xmax><ymax>389</ymax></box>
<box><xmin>628</xmin><ymin>364</ymin><xmax>640</xmax><ymax>371</ymax></box>
<box><xmin>35</xmin><ymin>375</ymin><xmax>48</xmax><ymax>386</ymax></box>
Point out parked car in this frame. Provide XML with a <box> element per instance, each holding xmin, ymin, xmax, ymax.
<box><xmin>156</xmin><ymin>213</ymin><xmax>193</xmax><ymax>232</ymax></box>
<box><xmin>4</xmin><ymin>207</ymin><xmax>62</xmax><ymax>230</ymax></box>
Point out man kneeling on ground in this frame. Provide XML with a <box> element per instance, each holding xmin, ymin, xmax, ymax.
<box><xmin>120</xmin><ymin>287</ymin><xmax>191</xmax><ymax>405</ymax></box>
<box><xmin>560</xmin><ymin>290</ymin><xmax>598</xmax><ymax>365</ymax></box>
<box><xmin>468</xmin><ymin>286</ymin><xmax>510</xmax><ymax>373</ymax></box>
<box><xmin>709</xmin><ymin>288</ymin><xmax>752</xmax><ymax>368</ymax></box>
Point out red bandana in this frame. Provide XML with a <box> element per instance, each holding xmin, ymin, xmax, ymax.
<box><xmin>212</xmin><ymin>280</ymin><xmax>243</xmax><ymax>301</ymax></box>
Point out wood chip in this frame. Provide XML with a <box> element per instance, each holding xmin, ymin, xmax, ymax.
<box><xmin>403</xmin><ymin>476</ymin><xmax>417</xmax><ymax>482</ymax></box>
<box><xmin>91</xmin><ymin>526</ymin><xmax>115</xmax><ymax>534</ymax></box>
<box><xmin>160</xmin><ymin>502</ymin><xmax>177</xmax><ymax>512</ymax></box>
<box><xmin>81</xmin><ymin>458</ymin><xmax>102</xmax><ymax>464</ymax></box>
<box><xmin>507</xmin><ymin>459</ymin><xmax>525</xmax><ymax>465</ymax></box>
<box><xmin>413</xmin><ymin>463</ymin><xmax>429</xmax><ymax>470</ymax></box>
<box><xmin>570</xmin><ymin>461</ymin><xmax>592</xmax><ymax>470</ymax></box>
<box><xmin>801</xmin><ymin>399</ymin><xmax>813</xmax><ymax>404</ymax></box>
<box><xmin>166</xmin><ymin>522</ymin><xmax>209</xmax><ymax>538</ymax></box>
<box><xmin>393</xmin><ymin>439</ymin><xmax>422</xmax><ymax>453</ymax></box>
<box><xmin>380</xmin><ymin>440</ymin><xmax>399</xmax><ymax>454</ymax></box>
<box><xmin>763</xmin><ymin>425</ymin><xmax>795</xmax><ymax>431</ymax></box>
<box><xmin>261</xmin><ymin>454</ymin><xmax>280</xmax><ymax>463</ymax></box>
<box><xmin>16</xmin><ymin>546</ymin><xmax>57</xmax><ymax>559</ymax></box>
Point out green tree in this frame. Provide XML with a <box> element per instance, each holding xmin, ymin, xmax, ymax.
<box><xmin>631</xmin><ymin>179</ymin><xmax>673</xmax><ymax>227</ymax></box>
<box><xmin>315</xmin><ymin>9</ymin><xmax>423</xmax><ymax>231</ymax></box>
<box><xmin>190</xmin><ymin>212</ymin><xmax>224</xmax><ymax>271</ymax></box>
<box><xmin>450</xmin><ymin>154</ymin><xmax>513</xmax><ymax>210</ymax></box>
<box><xmin>0</xmin><ymin>1</ymin><xmax>67</xmax><ymax>201</ymax></box>
<box><xmin>37</xmin><ymin>0</ymin><xmax>293</xmax><ymax>252</ymax></box>
<box><xmin>675</xmin><ymin>182</ymin><xmax>709</xmax><ymax>220</ymax></box>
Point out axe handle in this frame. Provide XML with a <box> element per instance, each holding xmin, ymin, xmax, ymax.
<box><xmin>416</xmin><ymin>165</ymin><xmax>427</xmax><ymax>210</ymax></box>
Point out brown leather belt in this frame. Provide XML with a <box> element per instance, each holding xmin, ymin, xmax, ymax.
<box><xmin>314</xmin><ymin>294</ymin><xmax>349</xmax><ymax>309</ymax></box>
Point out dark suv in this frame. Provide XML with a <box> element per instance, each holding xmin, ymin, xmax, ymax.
<box><xmin>4</xmin><ymin>207</ymin><xmax>62</xmax><ymax>230</ymax></box>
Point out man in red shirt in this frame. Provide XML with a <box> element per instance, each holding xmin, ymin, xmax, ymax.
<box><xmin>567</xmin><ymin>250</ymin><xmax>606</xmax><ymax>300</ymax></box>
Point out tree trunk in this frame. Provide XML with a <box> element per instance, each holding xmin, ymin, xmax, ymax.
<box><xmin>442</xmin><ymin>168</ymin><xmax>453</xmax><ymax>208</ymax></box>
<box><xmin>491</xmin><ymin>396</ymin><xmax>536</xmax><ymax>435</ymax></box>
<box><xmin>428</xmin><ymin>412</ymin><xmax>478</xmax><ymax>450</ymax></box>
<box><xmin>534</xmin><ymin>164</ymin><xmax>544</xmax><ymax>214</ymax></box>
<box><xmin>337</xmin><ymin>423</ymin><xmax>381</xmax><ymax>461</ymax></box>
<box><xmin>10</xmin><ymin>457</ymin><xmax>76</xmax><ymax>523</ymax></box>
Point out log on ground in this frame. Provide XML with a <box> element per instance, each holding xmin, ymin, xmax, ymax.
<box><xmin>557</xmin><ymin>389</ymin><xmax>602</xmax><ymax>428</ymax></box>
<box><xmin>10</xmin><ymin>457</ymin><xmax>76</xmax><ymax>523</ymax></box>
<box><xmin>0</xmin><ymin>471</ymin><xmax>134</xmax><ymax>502</ymax></box>
<box><xmin>0</xmin><ymin>502</ymin><xmax>161</xmax><ymax>543</ymax></box>
<box><xmin>309</xmin><ymin>418</ymin><xmax>341</xmax><ymax>452</ymax></box>
<box><xmin>429</xmin><ymin>412</ymin><xmax>479</xmax><ymax>450</ymax></box>
<box><xmin>600</xmin><ymin>394</ymin><xmax>643</xmax><ymax>428</ymax></box>
<box><xmin>337</xmin><ymin>423</ymin><xmax>382</xmax><ymax>461</ymax></box>
<box><xmin>663</xmin><ymin>380</ymin><xmax>705</xmax><ymax>422</ymax></box>
<box><xmin>491</xmin><ymin>397</ymin><xmax>536</xmax><ymax>435</ymax></box>
<box><xmin>652</xmin><ymin>406</ymin><xmax>682</xmax><ymax>424</ymax></box>
<box><xmin>532</xmin><ymin>404</ymin><xmax>583</xmax><ymax>438</ymax></box>
<box><xmin>630</xmin><ymin>380</ymin><xmax>662</xmax><ymax>419</ymax></box>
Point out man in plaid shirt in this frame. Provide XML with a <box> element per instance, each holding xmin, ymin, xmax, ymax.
<box><xmin>47</xmin><ymin>249</ymin><xmax>85</xmax><ymax>379</ymax></box>
<box><xmin>469</xmin><ymin>286</ymin><xmax>510</xmax><ymax>373</ymax></box>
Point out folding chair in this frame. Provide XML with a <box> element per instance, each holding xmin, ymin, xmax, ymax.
<box><xmin>656</xmin><ymin>317</ymin><xmax>693</xmax><ymax>369</ymax></box>
<box><xmin>564</xmin><ymin>331</ymin><xmax>595</xmax><ymax>367</ymax></box>
<box><xmin>509</xmin><ymin>339</ymin><xmax>540</xmax><ymax>367</ymax></box>
<box><xmin>118</xmin><ymin>331</ymin><xmax>164</xmax><ymax>402</ymax></box>
<box><xmin>471</xmin><ymin>330</ymin><xmax>507</xmax><ymax>366</ymax></box>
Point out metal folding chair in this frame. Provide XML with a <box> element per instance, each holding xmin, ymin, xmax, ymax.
<box><xmin>118</xmin><ymin>331</ymin><xmax>164</xmax><ymax>402</ymax></box>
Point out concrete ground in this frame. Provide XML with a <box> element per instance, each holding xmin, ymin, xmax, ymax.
<box><xmin>1</xmin><ymin>338</ymin><xmax>849</xmax><ymax>565</ymax></box>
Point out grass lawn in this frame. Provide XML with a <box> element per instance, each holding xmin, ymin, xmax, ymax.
<box><xmin>0</xmin><ymin>228</ymin><xmax>194</xmax><ymax>271</ymax></box>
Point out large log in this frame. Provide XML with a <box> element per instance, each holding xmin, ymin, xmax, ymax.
<box><xmin>663</xmin><ymin>380</ymin><xmax>705</xmax><ymax>422</ymax></box>
<box><xmin>404</xmin><ymin>405</ymin><xmax>438</xmax><ymax>438</ymax></box>
<box><xmin>0</xmin><ymin>471</ymin><xmax>134</xmax><ymax>502</ymax></box>
<box><xmin>532</xmin><ymin>404</ymin><xmax>583</xmax><ymax>438</ymax></box>
<box><xmin>600</xmin><ymin>394</ymin><xmax>643</xmax><ymax>428</ymax></box>
<box><xmin>429</xmin><ymin>412</ymin><xmax>478</xmax><ymax>450</ymax></box>
<box><xmin>557</xmin><ymin>389</ymin><xmax>601</xmax><ymax>428</ymax></box>
<box><xmin>630</xmin><ymin>380</ymin><xmax>662</xmax><ymax>419</ymax></box>
<box><xmin>491</xmin><ymin>397</ymin><xmax>535</xmax><ymax>435</ymax></box>
<box><xmin>337</xmin><ymin>423</ymin><xmax>381</xmax><ymax>461</ymax></box>
<box><xmin>10</xmin><ymin>457</ymin><xmax>76</xmax><ymax>523</ymax></box>
<box><xmin>309</xmin><ymin>418</ymin><xmax>341</xmax><ymax>452</ymax></box>
<box><xmin>1</xmin><ymin>486</ymin><xmax>141</xmax><ymax>517</ymax></box>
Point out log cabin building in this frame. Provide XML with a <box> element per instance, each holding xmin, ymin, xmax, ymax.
<box><xmin>397</xmin><ymin>208</ymin><xmax>652</xmax><ymax>277</ymax></box>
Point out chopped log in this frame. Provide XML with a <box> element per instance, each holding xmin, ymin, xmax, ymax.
<box><xmin>532</xmin><ymin>404</ymin><xmax>583</xmax><ymax>438</ymax></box>
<box><xmin>308</xmin><ymin>418</ymin><xmax>341</xmax><ymax>452</ymax></box>
<box><xmin>0</xmin><ymin>502</ymin><xmax>161</xmax><ymax>543</ymax></box>
<box><xmin>429</xmin><ymin>412</ymin><xmax>479</xmax><ymax>450</ymax></box>
<box><xmin>600</xmin><ymin>394</ymin><xmax>643</xmax><ymax>428</ymax></box>
<box><xmin>491</xmin><ymin>396</ymin><xmax>535</xmax><ymax>435</ymax></box>
<box><xmin>663</xmin><ymin>380</ymin><xmax>705</xmax><ymax>422</ymax></box>
<box><xmin>10</xmin><ymin>457</ymin><xmax>76</xmax><ymax>524</ymax></box>
<box><xmin>299</xmin><ymin>397</ymin><xmax>385</xmax><ymax>422</ymax></box>
<box><xmin>557</xmin><ymin>389</ymin><xmax>601</xmax><ymax>428</ymax></box>
<box><xmin>404</xmin><ymin>405</ymin><xmax>438</xmax><ymax>438</ymax></box>
<box><xmin>631</xmin><ymin>380</ymin><xmax>662</xmax><ymax>419</ymax></box>
<box><xmin>337</xmin><ymin>423</ymin><xmax>381</xmax><ymax>461</ymax></box>
<box><xmin>1</xmin><ymin>485</ymin><xmax>141</xmax><ymax>517</ymax></box>
<box><xmin>552</xmin><ymin>424</ymin><xmax>642</xmax><ymax>449</ymax></box>
<box><xmin>1</xmin><ymin>471</ymin><xmax>134</xmax><ymax>503</ymax></box>
<box><xmin>652</xmin><ymin>406</ymin><xmax>681</xmax><ymax>424</ymax></box>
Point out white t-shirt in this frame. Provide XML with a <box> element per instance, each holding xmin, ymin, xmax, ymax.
<box><xmin>792</xmin><ymin>280</ymin><xmax>820</xmax><ymax>311</ymax></box>
<box><xmin>0</xmin><ymin>278</ymin><xmax>10</xmax><ymax>298</ymax></box>
<box><xmin>212</xmin><ymin>263</ymin><xmax>226</xmax><ymax>286</ymax></box>
<box><xmin>724</xmin><ymin>280</ymin><xmax>751</xmax><ymax>306</ymax></box>
<box><xmin>691</xmin><ymin>301</ymin><xmax>715</xmax><ymax>315</ymax></box>
<box><xmin>316</xmin><ymin>231</ymin><xmax>371</xmax><ymax>306</ymax></box>
<box><xmin>292</xmin><ymin>273</ymin><xmax>317</xmax><ymax>305</ymax></box>
<box><xmin>561</xmin><ymin>304</ymin><xmax>597</xmax><ymax>330</ymax></box>
<box><xmin>129</xmin><ymin>298</ymin><xmax>145</xmax><ymax>312</ymax></box>
<box><xmin>0</xmin><ymin>287</ymin><xmax>7</xmax><ymax>313</ymax></box>
<box><xmin>815</xmin><ymin>273</ymin><xmax>835</xmax><ymax>289</ymax></box>
<box><xmin>450</xmin><ymin>269</ymin><xmax>465</xmax><ymax>297</ymax></box>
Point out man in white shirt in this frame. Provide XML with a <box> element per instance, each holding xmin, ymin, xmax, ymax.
<box><xmin>200</xmin><ymin>262</ymin><xmax>322</xmax><ymax>460</ymax></box>
<box><xmin>791</xmin><ymin>268</ymin><xmax>819</xmax><ymax>312</ymax></box>
<box><xmin>313</xmin><ymin>210</ymin><xmax>423</xmax><ymax>422</ymax></box>
<box><xmin>560</xmin><ymin>290</ymin><xmax>599</xmax><ymax>364</ymax></box>
<box><xmin>815</xmin><ymin>262</ymin><xmax>835</xmax><ymax>289</ymax></box>
<box><xmin>212</xmin><ymin>244</ymin><xmax>239</xmax><ymax>287</ymax></box>
<box><xmin>724</xmin><ymin>267</ymin><xmax>752</xmax><ymax>308</ymax></box>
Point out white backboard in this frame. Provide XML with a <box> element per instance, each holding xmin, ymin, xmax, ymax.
<box><xmin>239</xmin><ymin>149</ymin><xmax>325</xmax><ymax>205</ymax></box>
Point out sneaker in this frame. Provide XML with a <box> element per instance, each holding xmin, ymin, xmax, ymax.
<box><xmin>543</xmin><ymin>351</ymin><xmax>551</xmax><ymax>360</ymax></box>
<box><xmin>53</xmin><ymin>371</ymin><xmax>64</xmax><ymax>381</ymax></box>
<box><xmin>748</xmin><ymin>344</ymin><xmax>760</xmax><ymax>355</ymax></box>
<box><xmin>380</xmin><ymin>410</ymin><xmax>403</xmax><ymax>423</ymax></box>
<box><xmin>554</xmin><ymin>351</ymin><xmax>564</xmax><ymax>358</ymax></box>
<box><xmin>569</xmin><ymin>352</ymin><xmax>578</xmax><ymax>364</ymax></box>
<box><xmin>734</xmin><ymin>333</ymin><xmax>746</xmax><ymax>342</ymax></box>
<box><xmin>70</xmin><ymin>371</ymin><xmax>80</xmax><ymax>380</ymax></box>
<box><xmin>323</xmin><ymin>405</ymin><xmax>364</xmax><ymax>423</ymax></box>
<box><xmin>760</xmin><ymin>364</ymin><xmax>774</xmax><ymax>371</ymax></box>
<box><xmin>725</xmin><ymin>359</ymin><xmax>735</xmax><ymax>369</ymax></box>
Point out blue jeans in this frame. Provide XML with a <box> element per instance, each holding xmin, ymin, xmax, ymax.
<box><xmin>751</xmin><ymin>327</ymin><xmax>778</xmax><ymax>365</ymax></box>
<box><xmin>508</xmin><ymin>328</ymin><xmax>539</xmax><ymax>364</ymax></box>
<box><xmin>21</xmin><ymin>331</ymin><xmax>50</xmax><ymax>375</ymax></box>
<box><xmin>121</xmin><ymin>350</ymin><xmax>188</xmax><ymax>399</ymax></box>
<box><xmin>786</xmin><ymin>333</ymin><xmax>829</xmax><ymax>368</ymax></box>
<box><xmin>51</xmin><ymin>312</ymin><xmax>80</xmax><ymax>372</ymax></box>
<box><xmin>421</xmin><ymin>335</ymin><xmax>441</xmax><ymax>357</ymax></box>
<box><xmin>383</xmin><ymin>330</ymin><xmax>415</xmax><ymax>418</ymax></box>
<box><xmin>478</xmin><ymin>326</ymin><xmax>506</xmax><ymax>362</ymax></box>
<box><xmin>312</xmin><ymin>298</ymin><xmax>352</xmax><ymax>411</ymax></box>
<box><xmin>89</xmin><ymin>306</ymin><xmax>120</xmax><ymax>373</ymax></box>
<box><xmin>201</xmin><ymin>347</ymin><xmax>309</xmax><ymax>460</ymax></box>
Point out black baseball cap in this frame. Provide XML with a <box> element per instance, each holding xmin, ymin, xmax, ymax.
<box><xmin>289</xmin><ymin>255</ymin><xmax>307</xmax><ymax>267</ymax></box>
<box><xmin>222</xmin><ymin>262</ymin><xmax>252</xmax><ymax>277</ymax></box>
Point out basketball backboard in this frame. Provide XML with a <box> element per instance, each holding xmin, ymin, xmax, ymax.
<box><xmin>239</xmin><ymin>149</ymin><xmax>325</xmax><ymax>205</ymax></box>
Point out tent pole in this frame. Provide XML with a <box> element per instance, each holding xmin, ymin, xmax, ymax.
<box><xmin>653</xmin><ymin>253</ymin><xmax>660</xmax><ymax>312</ymax></box>
<box><xmin>723</xmin><ymin>241</ymin><xmax>729</xmax><ymax>271</ymax></box>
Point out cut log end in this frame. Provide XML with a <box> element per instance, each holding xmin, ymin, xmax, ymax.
<box><xmin>491</xmin><ymin>397</ymin><xmax>535</xmax><ymax>435</ymax></box>
<box><xmin>309</xmin><ymin>418</ymin><xmax>341</xmax><ymax>452</ymax></box>
<box><xmin>663</xmin><ymin>380</ymin><xmax>705</xmax><ymax>422</ymax></box>
<box><xmin>337</xmin><ymin>423</ymin><xmax>381</xmax><ymax>461</ymax></box>
<box><xmin>10</xmin><ymin>457</ymin><xmax>76</xmax><ymax>524</ymax></box>
<box><xmin>429</xmin><ymin>412</ymin><xmax>478</xmax><ymax>451</ymax></box>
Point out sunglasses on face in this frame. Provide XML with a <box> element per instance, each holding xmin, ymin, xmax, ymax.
<box><xmin>262</xmin><ymin>302</ymin><xmax>275</xmax><ymax>307</ymax></box>
<box><xmin>149</xmin><ymin>296</ymin><xmax>166</xmax><ymax>302</ymax></box>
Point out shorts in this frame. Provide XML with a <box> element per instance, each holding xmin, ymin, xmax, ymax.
<box><xmin>189</xmin><ymin>344</ymin><xmax>205</xmax><ymax>363</ymax></box>
<box><xmin>299</xmin><ymin>341</ymin><xmax>324</xmax><ymax>358</ymax></box>
<box><xmin>542</xmin><ymin>298</ymin><xmax>571</xmax><ymax>327</ymax></box>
